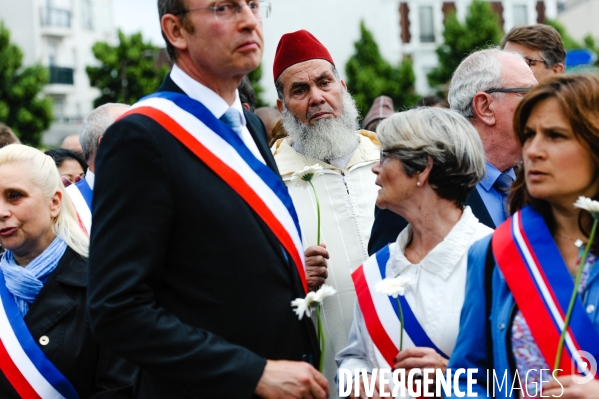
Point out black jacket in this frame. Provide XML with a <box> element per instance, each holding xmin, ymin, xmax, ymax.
<box><xmin>87</xmin><ymin>76</ymin><xmax>319</xmax><ymax>399</ymax></box>
<box><xmin>0</xmin><ymin>247</ymin><xmax>136</xmax><ymax>398</ymax></box>
<box><xmin>368</xmin><ymin>188</ymin><xmax>495</xmax><ymax>255</ymax></box>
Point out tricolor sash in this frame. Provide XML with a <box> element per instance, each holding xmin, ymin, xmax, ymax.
<box><xmin>0</xmin><ymin>272</ymin><xmax>79</xmax><ymax>398</ymax></box>
<box><xmin>352</xmin><ymin>245</ymin><xmax>448</xmax><ymax>368</ymax></box>
<box><xmin>65</xmin><ymin>179</ymin><xmax>93</xmax><ymax>236</ymax></box>
<box><xmin>493</xmin><ymin>206</ymin><xmax>599</xmax><ymax>377</ymax></box>
<box><xmin>120</xmin><ymin>92</ymin><xmax>307</xmax><ymax>292</ymax></box>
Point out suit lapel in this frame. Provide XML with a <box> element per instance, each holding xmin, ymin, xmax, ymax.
<box><xmin>24</xmin><ymin>248</ymin><xmax>85</xmax><ymax>338</ymax></box>
<box><xmin>466</xmin><ymin>188</ymin><xmax>495</xmax><ymax>229</ymax></box>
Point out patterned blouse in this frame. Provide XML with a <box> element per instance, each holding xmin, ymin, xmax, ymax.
<box><xmin>511</xmin><ymin>248</ymin><xmax>596</xmax><ymax>396</ymax></box>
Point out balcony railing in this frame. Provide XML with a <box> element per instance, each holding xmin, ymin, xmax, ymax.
<box><xmin>41</xmin><ymin>7</ymin><xmax>72</xmax><ymax>28</ymax></box>
<box><xmin>48</xmin><ymin>66</ymin><xmax>74</xmax><ymax>85</ymax></box>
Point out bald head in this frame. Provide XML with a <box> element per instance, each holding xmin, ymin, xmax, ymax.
<box><xmin>80</xmin><ymin>103</ymin><xmax>130</xmax><ymax>171</ymax></box>
<box><xmin>61</xmin><ymin>134</ymin><xmax>82</xmax><ymax>153</ymax></box>
<box><xmin>255</xmin><ymin>107</ymin><xmax>282</xmax><ymax>142</ymax></box>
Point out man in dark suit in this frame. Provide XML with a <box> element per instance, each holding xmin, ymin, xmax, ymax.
<box><xmin>369</xmin><ymin>48</ymin><xmax>537</xmax><ymax>254</ymax></box>
<box><xmin>86</xmin><ymin>1</ymin><xmax>328</xmax><ymax>398</ymax></box>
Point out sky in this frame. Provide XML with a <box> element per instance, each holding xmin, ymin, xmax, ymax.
<box><xmin>112</xmin><ymin>1</ymin><xmax>164</xmax><ymax>46</ymax></box>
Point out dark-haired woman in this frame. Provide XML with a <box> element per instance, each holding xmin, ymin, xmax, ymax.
<box><xmin>448</xmin><ymin>74</ymin><xmax>599</xmax><ymax>398</ymax></box>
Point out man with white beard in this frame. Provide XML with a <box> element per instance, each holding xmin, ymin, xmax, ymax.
<box><xmin>271</xmin><ymin>30</ymin><xmax>381</xmax><ymax>397</ymax></box>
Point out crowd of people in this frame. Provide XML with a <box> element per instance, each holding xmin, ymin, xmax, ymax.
<box><xmin>0</xmin><ymin>1</ymin><xmax>597</xmax><ymax>398</ymax></box>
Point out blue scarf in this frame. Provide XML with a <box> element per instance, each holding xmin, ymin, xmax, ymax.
<box><xmin>0</xmin><ymin>237</ymin><xmax>68</xmax><ymax>316</ymax></box>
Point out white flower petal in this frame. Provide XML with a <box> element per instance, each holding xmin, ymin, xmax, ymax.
<box><xmin>313</xmin><ymin>284</ymin><xmax>337</xmax><ymax>302</ymax></box>
<box><xmin>574</xmin><ymin>196</ymin><xmax>599</xmax><ymax>219</ymax></box>
<box><xmin>290</xmin><ymin>164</ymin><xmax>324</xmax><ymax>188</ymax></box>
<box><xmin>375</xmin><ymin>276</ymin><xmax>412</xmax><ymax>298</ymax></box>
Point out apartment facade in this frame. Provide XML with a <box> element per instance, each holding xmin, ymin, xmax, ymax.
<box><xmin>260</xmin><ymin>0</ymin><xmax>558</xmax><ymax>104</ymax></box>
<box><xmin>0</xmin><ymin>0</ymin><xmax>115</xmax><ymax>145</ymax></box>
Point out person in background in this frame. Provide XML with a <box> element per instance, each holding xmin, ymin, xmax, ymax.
<box><xmin>268</xmin><ymin>117</ymin><xmax>286</xmax><ymax>147</ymax></box>
<box><xmin>337</xmin><ymin>107</ymin><xmax>493</xmax><ymax>398</ymax></box>
<box><xmin>362</xmin><ymin>95</ymin><xmax>395</xmax><ymax>132</ymax></box>
<box><xmin>238</xmin><ymin>76</ymin><xmax>257</xmax><ymax>112</ymax></box>
<box><xmin>448</xmin><ymin>74</ymin><xmax>599</xmax><ymax>399</ymax></box>
<box><xmin>256</xmin><ymin>106</ymin><xmax>282</xmax><ymax>143</ymax></box>
<box><xmin>501</xmin><ymin>24</ymin><xmax>565</xmax><ymax>82</ymax></box>
<box><xmin>0</xmin><ymin>123</ymin><xmax>20</xmax><ymax>147</ymax></box>
<box><xmin>61</xmin><ymin>133</ymin><xmax>82</xmax><ymax>153</ymax></box>
<box><xmin>417</xmin><ymin>95</ymin><xmax>448</xmax><ymax>108</ymax></box>
<box><xmin>0</xmin><ymin>144</ymin><xmax>135</xmax><ymax>398</ymax></box>
<box><xmin>44</xmin><ymin>148</ymin><xmax>87</xmax><ymax>184</ymax></box>
<box><xmin>368</xmin><ymin>48</ymin><xmax>537</xmax><ymax>255</ymax></box>
<box><xmin>65</xmin><ymin>103</ymin><xmax>130</xmax><ymax>236</ymax></box>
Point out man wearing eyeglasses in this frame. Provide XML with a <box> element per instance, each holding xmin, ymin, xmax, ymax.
<box><xmin>501</xmin><ymin>24</ymin><xmax>565</xmax><ymax>82</ymax></box>
<box><xmin>369</xmin><ymin>48</ymin><xmax>537</xmax><ymax>255</ymax></box>
<box><xmin>86</xmin><ymin>1</ymin><xmax>328</xmax><ymax>398</ymax></box>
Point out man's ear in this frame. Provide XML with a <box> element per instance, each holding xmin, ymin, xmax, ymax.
<box><xmin>472</xmin><ymin>92</ymin><xmax>496</xmax><ymax>127</ymax></box>
<box><xmin>340</xmin><ymin>79</ymin><xmax>347</xmax><ymax>91</ymax></box>
<box><xmin>552</xmin><ymin>63</ymin><xmax>565</xmax><ymax>75</ymax></box>
<box><xmin>161</xmin><ymin>14</ymin><xmax>188</xmax><ymax>53</ymax></box>
<box><xmin>276</xmin><ymin>98</ymin><xmax>284</xmax><ymax>113</ymax></box>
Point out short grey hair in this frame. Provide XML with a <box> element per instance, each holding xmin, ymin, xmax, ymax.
<box><xmin>275</xmin><ymin>63</ymin><xmax>340</xmax><ymax>102</ymax></box>
<box><xmin>377</xmin><ymin>107</ymin><xmax>486</xmax><ymax>208</ymax></box>
<box><xmin>80</xmin><ymin>103</ymin><xmax>130</xmax><ymax>163</ymax></box>
<box><xmin>448</xmin><ymin>48</ymin><xmax>517</xmax><ymax>118</ymax></box>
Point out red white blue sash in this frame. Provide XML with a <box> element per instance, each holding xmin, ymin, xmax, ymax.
<box><xmin>493</xmin><ymin>206</ymin><xmax>599</xmax><ymax>377</ymax></box>
<box><xmin>65</xmin><ymin>179</ymin><xmax>93</xmax><ymax>236</ymax></box>
<box><xmin>120</xmin><ymin>92</ymin><xmax>307</xmax><ymax>292</ymax></box>
<box><xmin>352</xmin><ymin>245</ymin><xmax>448</xmax><ymax>367</ymax></box>
<box><xmin>0</xmin><ymin>272</ymin><xmax>79</xmax><ymax>398</ymax></box>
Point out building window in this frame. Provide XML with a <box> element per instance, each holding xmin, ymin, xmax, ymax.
<box><xmin>82</xmin><ymin>0</ymin><xmax>94</xmax><ymax>29</ymax></box>
<box><xmin>513</xmin><ymin>5</ymin><xmax>528</xmax><ymax>26</ymax></box>
<box><xmin>419</xmin><ymin>6</ymin><xmax>435</xmax><ymax>43</ymax></box>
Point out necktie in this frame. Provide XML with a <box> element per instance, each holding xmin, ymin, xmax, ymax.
<box><xmin>219</xmin><ymin>108</ymin><xmax>243</xmax><ymax>137</ymax></box>
<box><xmin>493</xmin><ymin>172</ymin><xmax>513</xmax><ymax>219</ymax></box>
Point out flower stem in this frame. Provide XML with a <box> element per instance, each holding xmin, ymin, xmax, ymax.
<box><xmin>553</xmin><ymin>219</ymin><xmax>598</xmax><ymax>372</ymax></box>
<box><xmin>309</xmin><ymin>180</ymin><xmax>321</xmax><ymax>245</ymax></box>
<box><xmin>396</xmin><ymin>297</ymin><xmax>404</xmax><ymax>351</ymax></box>
<box><xmin>316</xmin><ymin>305</ymin><xmax>325</xmax><ymax>372</ymax></box>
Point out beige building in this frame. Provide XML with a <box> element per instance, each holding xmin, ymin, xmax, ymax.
<box><xmin>0</xmin><ymin>0</ymin><xmax>115</xmax><ymax>145</ymax></box>
<box><xmin>558</xmin><ymin>0</ymin><xmax>599</xmax><ymax>42</ymax></box>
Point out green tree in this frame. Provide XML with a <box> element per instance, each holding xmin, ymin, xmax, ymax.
<box><xmin>247</xmin><ymin>63</ymin><xmax>268</xmax><ymax>107</ymax></box>
<box><xmin>0</xmin><ymin>22</ymin><xmax>52</xmax><ymax>146</ymax></box>
<box><xmin>345</xmin><ymin>21</ymin><xmax>418</xmax><ymax>117</ymax></box>
<box><xmin>427</xmin><ymin>0</ymin><xmax>503</xmax><ymax>93</ymax></box>
<box><xmin>87</xmin><ymin>30</ymin><xmax>169</xmax><ymax>107</ymax></box>
<box><xmin>545</xmin><ymin>19</ymin><xmax>582</xmax><ymax>49</ymax></box>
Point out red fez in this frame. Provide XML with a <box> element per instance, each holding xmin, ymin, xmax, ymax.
<box><xmin>273</xmin><ymin>30</ymin><xmax>335</xmax><ymax>82</ymax></box>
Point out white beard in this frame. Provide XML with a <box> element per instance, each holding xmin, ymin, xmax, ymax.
<box><xmin>282</xmin><ymin>90</ymin><xmax>360</xmax><ymax>162</ymax></box>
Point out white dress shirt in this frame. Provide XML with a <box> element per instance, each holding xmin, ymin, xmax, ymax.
<box><xmin>336</xmin><ymin>207</ymin><xmax>493</xmax><ymax>398</ymax></box>
<box><xmin>170</xmin><ymin>64</ymin><xmax>265</xmax><ymax>163</ymax></box>
<box><xmin>85</xmin><ymin>169</ymin><xmax>95</xmax><ymax>190</ymax></box>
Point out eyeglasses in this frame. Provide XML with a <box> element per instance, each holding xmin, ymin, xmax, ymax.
<box><xmin>178</xmin><ymin>0</ymin><xmax>271</xmax><ymax>21</ymax></box>
<box><xmin>484</xmin><ymin>87</ymin><xmax>532</xmax><ymax>95</ymax></box>
<box><xmin>523</xmin><ymin>56</ymin><xmax>547</xmax><ymax>68</ymax></box>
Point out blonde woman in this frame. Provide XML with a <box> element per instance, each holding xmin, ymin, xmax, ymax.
<box><xmin>0</xmin><ymin>145</ymin><xmax>135</xmax><ymax>398</ymax></box>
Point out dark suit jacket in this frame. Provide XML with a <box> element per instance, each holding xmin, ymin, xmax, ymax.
<box><xmin>0</xmin><ymin>248</ymin><xmax>136</xmax><ymax>398</ymax></box>
<box><xmin>87</xmin><ymin>76</ymin><xmax>318</xmax><ymax>399</ymax></box>
<box><xmin>368</xmin><ymin>188</ymin><xmax>495</xmax><ymax>255</ymax></box>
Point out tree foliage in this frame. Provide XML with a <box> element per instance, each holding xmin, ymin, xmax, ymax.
<box><xmin>247</xmin><ymin>63</ymin><xmax>268</xmax><ymax>108</ymax></box>
<box><xmin>87</xmin><ymin>30</ymin><xmax>169</xmax><ymax>107</ymax></box>
<box><xmin>0</xmin><ymin>22</ymin><xmax>52</xmax><ymax>146</ymax></box>
<box><xmin>427</xmin><ymin>0</ymin><xmax>502</xmax><ymax>93</ymax></box>
<box><xmin>345</xmin><ymin>21</ymin><xmax>418</xmax><ymax>118</ymax></box>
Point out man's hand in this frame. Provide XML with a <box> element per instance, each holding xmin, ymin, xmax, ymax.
<box><xmin>393</xmin><ymin>347</ymin><xmax>448</xmax><ymax>374</ymax></box>
<box><xmin>305</xmin><ymin>244</ymin><xmax>329</xmax><ymax>292</ymax></box>
<box><xmin>254</xmin><ymin>360</ymin><xmax>329</xmax><ymax>399</ymax></box>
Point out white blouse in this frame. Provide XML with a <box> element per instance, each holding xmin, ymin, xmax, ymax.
<box><xmin>336</xmin><ymin>206</ymin><xmax>493</xmax><ymax>397</ymax></box>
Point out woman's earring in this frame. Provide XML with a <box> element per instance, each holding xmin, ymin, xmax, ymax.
<box><xmin>417</xmin><ymin>182</ymin><xmax>421</xmax><ymax>186</ymax></box>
